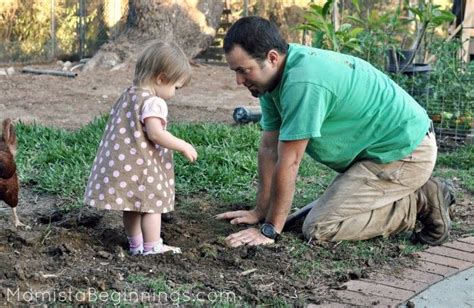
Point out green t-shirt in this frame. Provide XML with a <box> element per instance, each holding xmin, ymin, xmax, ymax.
<box><xmin>260</xmin><ymin>44</ymin><xmax>430</xmax><ymax>173</ymax></box>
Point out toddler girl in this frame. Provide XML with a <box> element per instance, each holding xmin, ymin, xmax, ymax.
<box><xmin>84</xmin><ymin>41</ymin><xmax>197</xmax><ymax>255</ymax></box>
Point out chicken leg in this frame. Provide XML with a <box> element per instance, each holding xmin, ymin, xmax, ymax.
<box><xmin>11</xmin><ymin>207</ymin><xmax>29</xmax><ymax>229</ymax></box>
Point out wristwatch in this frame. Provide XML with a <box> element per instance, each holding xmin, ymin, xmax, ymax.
<box><xmin>260</xmin><ymin>223</ymin><xmax>280</xmax><ymax>240</ymax></box>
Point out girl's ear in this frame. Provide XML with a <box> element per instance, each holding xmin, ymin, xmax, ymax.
<box><xmin>155</xmin><ymin>73</ymin><xmax>167</xmax><ymax>85</ymax></box>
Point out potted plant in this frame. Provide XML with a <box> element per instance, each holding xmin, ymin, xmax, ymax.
<box><xmin>387</xmin><ymin>0</ymin><xmax>455</xmax><ymax>74</ymax></box>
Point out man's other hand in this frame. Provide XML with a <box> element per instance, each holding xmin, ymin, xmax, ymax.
<box><xmin>215</xmin><ymin>209</ymin><xmax>262</xmax><ymax>225</ymax></box>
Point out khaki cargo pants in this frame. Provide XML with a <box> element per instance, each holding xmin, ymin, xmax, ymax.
<box><xmin>302</xmin><ymin>133</ymin><xmax>437</xmax><ymax>241</ymax></box>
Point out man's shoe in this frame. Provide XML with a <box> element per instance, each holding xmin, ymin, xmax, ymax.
<box><xmin>416</xmin><ymin>177</ymin><xmax>456</xmax><ymax>245</ymax></box>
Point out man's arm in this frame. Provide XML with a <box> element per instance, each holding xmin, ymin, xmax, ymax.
<box><xmin>222</xmin><ymin>138</ymin><xmax>308</xmax><ymax>247</ymax></box>
<box><xmin>215</xmin><ymin>131</ymin><xmax>279</xmax><ymax>224</ymax></box>
<box><xmin>254</xmin><ymin>130</ymin><xmax>280</xmax><ymax>220</ymax></box>
<box><xmin>265</xmin><ymin>138</ymin><xmax>309</xmax><ymax>232</ymax></box>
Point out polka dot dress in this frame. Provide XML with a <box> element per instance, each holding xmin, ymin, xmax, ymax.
<box><xmin>84</xmin><ymin>87</ymin><xmax>175</xmax><ymax>214</ymax></box>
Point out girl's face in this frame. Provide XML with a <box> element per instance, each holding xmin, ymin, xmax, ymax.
<box><xmin>153</xmin><ymin>75</ymin><xmax>186</xmax><ymax>100</ymax></box>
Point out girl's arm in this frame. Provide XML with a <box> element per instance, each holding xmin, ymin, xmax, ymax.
<box><xmin>144</xmin><ymin>117</ymin><xmax>197</xmax><ymax>162</ymax></box>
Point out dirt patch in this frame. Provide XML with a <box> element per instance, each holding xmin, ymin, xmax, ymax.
<box><xmin>0</xmin><ymin>185</ymin><xmax>472</xmax><ymax>305</ymax></box>
<box><xmin>0</xmin><ymin>62</ymin><xmax>473</xmax><ymax>305</ymax></box>
<box><xmin>0</xmin><ymin>62</ymin><xmax>259</xmax><ymax>129</ymax></box>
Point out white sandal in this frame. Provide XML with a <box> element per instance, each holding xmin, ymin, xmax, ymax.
<box><xmin>129</xmin><ymin>244</ymin><xmax>143</xmax><ymax>256</ymax></box>
<box><xmin>142</xmin><ymin>238</ymin><xmax>182</xmax><ymax>255</ymax></box>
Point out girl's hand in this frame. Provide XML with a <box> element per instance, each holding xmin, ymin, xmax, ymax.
<box><xmin>180</xmin><ymin>142</ymin><xmax>198</xmax><ymax>162</ymax></box>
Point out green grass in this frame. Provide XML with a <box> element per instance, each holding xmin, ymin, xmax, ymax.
<box><xmin>15</xmin><ymin>117</ymin><xmax>473</xmax><ymax>208</ymax></box>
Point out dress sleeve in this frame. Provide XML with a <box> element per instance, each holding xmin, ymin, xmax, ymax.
<box><xmin>140</xmin><ymin>97</ymin><xmax>168</xmax><ymax>124</ymax></box>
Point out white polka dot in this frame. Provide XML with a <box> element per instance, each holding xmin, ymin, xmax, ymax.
<box><xmin>132</xmin><ymin>95</ymin><xmax>137</xmax><ymax>101</ymax></box>
<box><xmin>103</xmin><ymin>177</ymin><xmax>109</xmax><ymax>184</ymax></box>
<box><xmin>119</xmin><ymin>128</ymin><xmax>126</xmax><ymax>134</ymax></box>
<box><xmin>149</xmin><ymin>151</ymin><xmax>153</xmax><ymax>156</ymax></box>
<box><xmin>105</xmin><ymin>204</ymin><xmax>111</xmax><ymax>210</ymax></box>
<box><xmin>159</xmin><ymin>150</ymin><xmax>163</xmax><ymax>157</ymax></box>
<box><xmin>118</xmin><ymin>154</ymin><xmax>125</xmax><ymax>161</ymax></box>
<box><xmin>126</xmin><ymin>111</ymin><xmax>132</xmax><ymax>118</ymax></box>
<box><xmin>130</xmin><ymin>148</ymin><xmax>137</xmax><ymax>155</ymax></box>
<box><xmin>141</xmin><ymin>142</ymin><xmax>147</xmax><ymax>148</ymax></box>
<box><xmin>105</xmin><ymin>150</ymin><xmax>110</xmax><ymax>157</ymax></box>
<box><xmin>130</xmin><ymin>121</ymin><xmax>135</xmax><ymax>127</ymax></box>
<box><xmin>147</xmin><ymin>160</ymin><xmax>152</xmax><ymax>166</ymax></box>
<box><xmin>131</xmin><ymin>175</ymin><xmax>138</xmax><ymax>182</ymax></box>
<box><xmin>127</xmin><ymin>191</ymin><xmax>134</xmax><ymax>198</ymax></box>
<box><xmin>108</xmin><ymin>187</ymin><xmax>115</xmax><ymax>194</ymax></box>
<box><xmin>165</xmin><ymin>182</ymin><xmax>168</xmax><ymax>188</ymax></box>
<box><xmin>157</xmin><ymin>184</ymin><xmax>162</xmax><ymax>190</ymax></box>
<box><xmin>124</xmin><ymin>164</ymin><xmax>132</xmax><ymax>171</ymax></box>
<box><xmin>99</xmin><ymin>194</ymin><xmax>105</xmax><ymax>200</ymax></box>
<box><xmin>108</xmin><ymin>160</ymin><xmax>115</xmax><ymax>167</ymax></box>
<box><xmin>156</xmin><ymin>200</ymin><xmax>163</xmax><ymax>207</ymax></box>
<box><xmin>147</xmin><ymin>176</ymin><xmax>154</xmax><ymax>183</ymax></box>
<box><xmin>164</xmin><ymin>149</ymin><xmax>168</xmax><ymax>153</ymax></box>
<box><xmin>143</xmin><ymin>169</ymin><xmax>148</xmax><ymax>175</ymax></box>
<box><xmin>112</xmin><ymin>144</ymin><xmax>119</xmax><ymax>151</ymax></box>
<box><xmin>134</xmin><ymin>131</ymin><xmax>141</xmax><ymax>138</ymax></box>
<box><xmin>100</xmin><ymin>167</ymin><xmax>106</xmax><ymax>174</ymax></box>
<box><xmin>148</xmin><ymin>193</ymin><xmax>155</xmax><ymax>199</ymax></box>
<box><xmin>134</xmin><ymin>104</ymin><xmax>139</xmax><ymax>111</ymax></box>
<box><xmin>95</xmin><ymin>183</ymin><xmax>101</xmax><ymax>190</ymax></box>
<box><xmin>122</xmin><ymin>102</ymin><xmax>127</xmax><ymax>108</ymax></box>
<box><xmin>136</xmin><ymin>158</ymin><xmax>144</xmax><ymax>165</ymax></box>
<box><xmin>90</xmin><ymin>199</ymin><xmax>95</xmax><ymax>206</ymax></box>
<box><xmin>93</xmin><ymin>165</ymin><xmax>97</xmax><ymax>171</ymax></box>
<box><xmin>113</xmin><ymin>171</ymin><xmax>120</xmax><ymax>177</ymax></box>
<box><xmin>88</xmin><ymin>190</ymin><xmax>92</xmax><ymax>197</ymax></box>
<box><xmin>165</xmin><ymin>163</ymin><xmax>172</xmax><ymax>169</ymax></box>
<box><xmin>124</xmin><ymin>137</ymin><xmax>131</xmax><ymax>144</ymax></box>
<box><xmin>153</xmin><ymin>159</ymin><xmax>158</xmax><ymax>164</ymax></box>
<box><xmin>99</xmin><ymin>157</ymin><xmax>103</xmax><ymax>164</ymax></box>
<box><xmin>100</xmin><ymin>140</ymin><xmax>103</xmax><ymax>146</ymax></box>
<box><xmin>154</xmin><ymin>167</ymin><xmax>158</xmax><ymax>173</ymax></box>
<box><xmin>116</xmin><ymin>198</ymin><xmax>123</xmax><ymax>205</ymax></box>
<box><xmin>104</xmin><ymin>141</ymin><xmax>109</xmax><ymax>148</ymax></box>
<box><xmin>169</xmin><ymin>179</ymin><xmax>174</xmax><ymax>186</ymax></box>
<box><xmin>163</xmin><ymin>191</ymin><xmax>167</xmax><ymax>197</ymax></box>
<box><xmin>155</xmin><ymin>144</ymin><xmax>160</xmax><ymax>150</ymax></box>
<box><xmin>116</xmin><ymin>118</ymin><xmax>122</xmax><ymax>124</ymax></box>
<box><xmin>138</xmin><ymin>185</ymin><xmax>145</xmax><ymax>192</ymax></box>
<box><xmin>142</xmin><ymin>92</ymin><xmax>149</xmax><ymax>97</ymax></box>
<box><xmin>94</xmin><ymin>174</ymin><xmax>98</xmax><ymax>180</ymax></box>
<box><xmin>159</xmin><ymin>175</ymin><xmax>163</xmax><ymax>181</ymax></box>
<box><xmin>111</xmin><ymin>134</ymin><xmax>116</xmax><ymax>141</ymax></box>
<box><xmin>120</xmin><ymin>181</ymin><xmax>127</xmax><ymax>188</ymax></box>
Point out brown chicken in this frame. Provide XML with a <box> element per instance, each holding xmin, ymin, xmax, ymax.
<box><xmin>0</xmin><ymin>118</ymin><xmax>26</xmax><ymax>228</ymax></box>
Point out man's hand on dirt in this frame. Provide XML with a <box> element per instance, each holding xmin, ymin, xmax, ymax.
<box><xmin>224</xmin><ymin>228</ymin><xmax>274</xmax><ymax>247</ymax></box>
<box><xmin>215</xmin><ymin>209</ymin><xmax>261</xmax><ymax>225</ymax></box>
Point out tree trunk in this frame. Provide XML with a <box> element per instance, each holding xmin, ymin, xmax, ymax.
<box><xmin>84</xmin><ymin>0</ymin><xmax>224</xmax><ymax>71</ymax></box>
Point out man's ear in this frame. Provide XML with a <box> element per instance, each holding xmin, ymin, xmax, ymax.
<box><xmin>267</xmin><ymin>49</ymin><xmax>280</xmax><ymax>66</ymax></box>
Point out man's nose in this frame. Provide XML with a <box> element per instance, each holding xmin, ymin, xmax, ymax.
<box><xmin>236</xmin><ymin>73</ymin><xmax>245</xmax><ymax>85</ymax></box>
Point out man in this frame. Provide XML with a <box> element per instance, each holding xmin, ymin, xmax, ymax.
<box><xmin>216</xmin><ymin>16</ymin><xmax>455</xmax><ymax>248</ymax></box>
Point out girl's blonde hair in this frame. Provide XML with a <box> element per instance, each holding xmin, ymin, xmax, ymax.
<box><xmin>134</xmin><ymin>40</ymin><xmax>191</xmax><ymax>87</ymax></box>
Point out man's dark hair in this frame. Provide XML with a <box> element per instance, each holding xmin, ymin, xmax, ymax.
<box><xmin>224</xmin><ymin>16</ymin><xmax>288</xmax><ymax>61</ymax></box>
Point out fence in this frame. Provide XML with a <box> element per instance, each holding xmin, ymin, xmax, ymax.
<box><xmin>0</xmin><ymin>0</ymin><xmax>129</xmax><ymax>64</ymax></box>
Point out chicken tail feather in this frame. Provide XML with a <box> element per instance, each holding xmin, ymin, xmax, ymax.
<box><xmin>2</xmin><ymin>118</ymin><xmax>16</xmax><ymax>147</ymax></box>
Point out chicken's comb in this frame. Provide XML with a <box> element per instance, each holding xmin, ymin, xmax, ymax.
<box><xmin>2</xmin><ymin>118</ymin><xmax>16</xmax><ymax>146</ymax></box>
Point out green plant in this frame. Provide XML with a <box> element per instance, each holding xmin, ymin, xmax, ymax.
<box><xmin>406</xmin><ymin>0</ymin><xmax>455</xmax><ymax>64</ymax></box>
<box><xmin>298</xmin><ymin>0</ymin><xmax>363</xmax><ymax>53</ymax></box>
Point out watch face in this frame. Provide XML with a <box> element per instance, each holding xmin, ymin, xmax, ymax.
<box><xmin>261</xmin><ymin>223</ymin><xmax>278</xmax><ymax>240</ymax></box>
